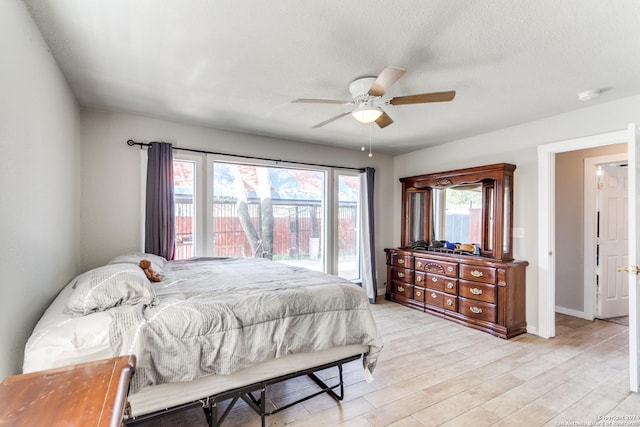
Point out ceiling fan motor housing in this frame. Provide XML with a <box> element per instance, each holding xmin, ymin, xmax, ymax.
<box><xmin>349</xmin><ymin>77</ymin><xmax>378</xmax><ymax>99</ymax></box>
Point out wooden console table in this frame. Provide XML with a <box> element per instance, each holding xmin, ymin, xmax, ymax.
<box><xmin>0</xmin><ymin>355</ymin><xmax>136</xmax><ymax>427</ymax></box>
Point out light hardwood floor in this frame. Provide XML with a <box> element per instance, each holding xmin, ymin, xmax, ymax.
<box><xmin>133</xmin><ymin>299</ymin><xmax>639</xmax><ymax>426</ymax></box>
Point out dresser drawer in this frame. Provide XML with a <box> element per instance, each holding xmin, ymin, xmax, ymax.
<box><xmin>392</xmin><ymin>281</ymin><xmax>413</xmax><ymax>299</ymax></box>
<box><xmin>390</xmin><ymin>251</ymin><xmax>414</xmax><ymax>269</ymax></box>
<box><xmin>443</xmin><ymin>278</ymin><xmax>457</xmax><ymax>294</ymax></box>
<box><xmin>425</xmin><ymin>274</ymin><xmax>446</xmax><ymax>292</ymax></box>
<box><xmin>459</xmin><ymin>264</ymin><xmax>496</xmax><ymax>284</ymax></box>
<box><xmin>390</xmin><ymin>267</ymin><xmax>413</xmax><ymax>283</ymax></box>
<box><xmin>458</xmin><ymin>297</ymin><xmax>496</xmax><ymax>323</ymax></box>
<box><xmin>443</xmin><ymin>295</ymin><xmax>457</xmax><ymax>312</ymax></box>
<box><xmin>424</xmin><ymin>289</ymin><xmax>444</xmax><ymax>309</ymax></box>
<box><xmin>459</xmin><ymin>280</ymin><xmax>496</xmax><ymax>304</ymax></box>
<box><xmin>385</xmin><ymin>246</ymin><xmax>528</xmax><ymax>340</ymax></box>
<box><xmin>414</xmin><ymin>258</ymin><xmax>458</xmax><ymax>278</ymax></box>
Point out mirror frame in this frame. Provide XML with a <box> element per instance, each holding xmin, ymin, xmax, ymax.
<box><xmin>400</xmin><ymin>163</ymin><xmax>516</xmax><ymax>261</ymax></box>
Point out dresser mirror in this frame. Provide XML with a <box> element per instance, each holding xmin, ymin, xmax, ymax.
<box><xmin>400</xmin><ymin>163</ymin><xmax>515</xmax><ymax>261</ymax></box>
<box><xmin>431</xmin><ymin>184</ymin><xmax>483</xmax><ymax>245</ymax></box>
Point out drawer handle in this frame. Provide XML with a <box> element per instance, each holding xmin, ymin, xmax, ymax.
<box><xmin>447</xmin><ymin>282</ymin><xmax>454</xmax><ymax>289</ymax></box>
<box><xmin>398</xmin><ymin>286</ymin><xmax>405</xmax><ymax>293</ymax></box>
<box><xmin>470</xmin><ymin>270</ymin><xmax>483</xmax><ymax>278</ymax></box>
<box><xmin>398</xmin><ymin>259</ymin><xmax>404</xmax><ymax>264</ymax></box>
<box><xmin>470</xmin><ymin>306</ymin><xmax>483</xmax><ymax>314</ymax></box>
<box><xmin>446</xmin><ymin>299</ymin><xmax>453</xmax><ymax>306</ymax></box>
<box><xmin>432</xmin><ymin>277</ymin><xmax>438</xmax><ymax>282</ymax></box>
<box><xmin>447</xmin><ymin>266</ymin><xmax>454</xmax><ymax>272</ymax></box>
<box><xmin>416</xmin><ymin>261</ymin><xmax>422</xmax><ymax>268</ymax></box>
<box><xmin>416</xmin><ymin>291</ymin><xmax>422</xmax><ymax>297</ymax></box>
<box><xmin>470</xmin><ymin>287</ymin><xmax>483</xmax><ymax>295</ymax></box>
<box><xmin>431</xmin><ymin>293</ymin><xmax>437</xmax><ymax>299</ymax></box>
<box><xmin>397</xmin><ymin>272</ymin><xmax>405</xmax><ymax>278</ymax></box>
<box><xmin>416</xmin><ymin>276</ymin><xmax>422</xmax><ymax>282</ymax></box>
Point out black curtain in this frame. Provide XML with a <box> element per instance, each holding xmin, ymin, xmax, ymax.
<box><xmin>144</xmin><ymin>142</ymin><xmax>175</xmax><ymax>260</ymax></box>
<box><xmin>364</xmin><ymin>167</ymin><xmax>377</xmax><ymax>303</ymax></box>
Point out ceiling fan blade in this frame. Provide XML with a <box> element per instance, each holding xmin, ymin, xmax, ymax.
<box><xmin>312</xmin><ymin>111</ymin><xmax>352</xmax><ymax>128</ymax></box>
<box><xmin>292</xmin><ymin>98</ymin><xmax>351</xmax><ymax>104</ymax></box>
<box><xmin>389</xmin><ymin>90</ymin><xmax>456</xmax><ymax>105</ymax></box>
<box><xmin>368</xmin><ymin>66</ymin><xmax>406</xmax><ymax>97</ymax></box>
<box><xmin>375</xmin><ymin>111</ymin><xmax>394</xmax><ymax>128</ymax></box>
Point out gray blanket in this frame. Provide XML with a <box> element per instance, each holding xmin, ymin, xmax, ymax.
<box><xmin>108</xmin><ymin>258</ymin><xmax>383</xmax><ymax>393</ymax></box>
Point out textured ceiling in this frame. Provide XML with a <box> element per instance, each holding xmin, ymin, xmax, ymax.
<box><xmin>24</xmin><ymin>0</ymin><xmax>640</xmax><ymax>155</ymax></box>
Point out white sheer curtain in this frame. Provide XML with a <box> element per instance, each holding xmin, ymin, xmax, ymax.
<box><xmin>359</xmin><ymin>167</ymin><xmax>376</xmax><ymax>303</ymax></box>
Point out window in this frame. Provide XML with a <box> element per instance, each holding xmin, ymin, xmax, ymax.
<box><xmin>173</xmin><ymin>159</ymin><xmax>196</xmax><ymax>260</ymax></box>
<box><xmin>211</xmin><ymin>162</ymin><xmax>325</xmax><ymax>272</ymax></box>
<box><xmin>172</xmin><ymin>155</ymin><xmax>360</xmax><ymax>279</ymax></box>
<box><xmin>337</xmin><ymin>173</ymin><xmax>360</xmax><ymax>280</ymax></box>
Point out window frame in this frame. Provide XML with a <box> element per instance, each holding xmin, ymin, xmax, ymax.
<box><xmin>172</xmin><ymin>152</ymin><xmax>360</xmax><ymax>279</ymax></box>
<box><xmin>172</xmin><ymin>154</ymin><xmax>204</xmax><ymax>258</ymax></box>
<box><xmin>333</xmin><ymin>169</ymin><xmax>362</xmax><ymax>282</ymax></box>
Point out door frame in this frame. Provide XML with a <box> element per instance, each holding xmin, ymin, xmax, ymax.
<box><xmin>537</xmin><ymin>128</ymin><xmax>630</xmax><ymax>339</ymax></box>
<box><xmin>627</xmin><ymin>123</ymin><xmax>639</xmax><ymax>392</ymax></box>
<box><xmin>584</xmin><ymin>153</ymin><xmax>628</xmax><ymax>321</ymax></box>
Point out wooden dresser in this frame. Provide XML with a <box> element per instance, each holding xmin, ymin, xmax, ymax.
<box><xmin>385</xmin><ymin>248</ymin><xmax>528</xmax><ymax>339</ymax></box>
<box><xmin>390</xmin><ymin>163</ymin><xmax>528</xmax><ymax>339</ymax></box>
<box><xmin>0</xmin><ymin>355</ymin><xmax>136</xmax><ymax>427</ymax></box>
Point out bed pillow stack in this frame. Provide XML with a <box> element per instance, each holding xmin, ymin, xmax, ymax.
<box><xmin>65</xmin><ymin>253</ymin><xmax>165</xmax><ymax>316</ymax></box>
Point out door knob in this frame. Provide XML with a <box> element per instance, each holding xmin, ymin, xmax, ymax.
<box><xmin>617</xmin><ymin>265</ymin><xmax>640</xmax><ymax>275</ymax></box>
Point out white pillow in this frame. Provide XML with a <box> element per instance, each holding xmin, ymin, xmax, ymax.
<box><xmin>66</xmin><ymin>264</ymin><xmax>157</xmax><ymax>316</ymax></box>
<box><xmin>108</xmin><ymin>252</ymin><xmax>167</xmax><ymax>274</ymax></box>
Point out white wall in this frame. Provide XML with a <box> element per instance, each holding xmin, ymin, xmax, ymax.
<box><xmin>394</xmin><ymin>94</ymin><xmax>640</xmax><ymax>334</ymax></box>
<box><xmin>80</xmin><ymin>109</ymin><xmax>395</xmax><ymax>293</ymax></box>
<box><xmin>0</xmin><ymin>0</ymin><xmax>80</xmax><ymax>378</ymax></box>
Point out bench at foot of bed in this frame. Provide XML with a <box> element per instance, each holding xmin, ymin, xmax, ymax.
<box><xmin>124</xmin><ymin>345</ymin><xmax>367</xmax><ymax>427</ymax></box>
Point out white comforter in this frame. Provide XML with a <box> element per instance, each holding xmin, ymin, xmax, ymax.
<box><xmin>24</xmin><ymin>257</ymin><xmax>383</xmax><ymax>393</ymax></box>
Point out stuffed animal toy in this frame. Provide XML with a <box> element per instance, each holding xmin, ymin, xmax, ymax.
<box><xmin>139</xmin><ymin>259</ymin><xmax>162</xmax><ymax>282</ymax></box>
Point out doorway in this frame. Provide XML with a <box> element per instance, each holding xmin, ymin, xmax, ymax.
<box><xmin>553</xmin><ymin>148</ymin><xmax>627</xmax><ymax>322</ymax></box>
<box><xmin>537</xmin><ymin>124</ymin><xmax>639</xmax><ymax>392</ymax></box>
<box><xmin>537</xmin><ymin>129</ymin><xmax>631</xmax><ymax>338</ymax></box>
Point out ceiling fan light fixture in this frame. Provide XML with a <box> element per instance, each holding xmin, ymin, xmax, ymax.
<box><xmin>352</xmin><ymin>104</ymin><xmax>383</xmax><ymax>124</ymax></box>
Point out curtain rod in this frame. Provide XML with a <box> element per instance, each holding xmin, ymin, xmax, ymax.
<box><xmin>127</xmin><ymin>140</ymin><xmax>366</xmax><ymax>172</ymax></box>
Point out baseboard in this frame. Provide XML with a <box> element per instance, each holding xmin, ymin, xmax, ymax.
<box><xmin>555</xmin><ymin>305</ymin><xmax>592</xmax><ymax>320</ymax></box>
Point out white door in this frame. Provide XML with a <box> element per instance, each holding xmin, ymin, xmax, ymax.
<box><xmin>597</xmin><ymin>163</ymin><xmax>629</xmax><ymax>318</ymax></box>
<box><xmin>624</xmin><ymin>123</ymin><xmax>639</xmax><ymax>392</ymax></box>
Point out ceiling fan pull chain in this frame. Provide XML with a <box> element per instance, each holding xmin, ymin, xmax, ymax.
<box><xmin>368</xmin><ymin>123</ymin><xmax>373</xmax><ymax>158</ymax></box>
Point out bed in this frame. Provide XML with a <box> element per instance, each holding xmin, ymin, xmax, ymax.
<box><xmin>23</xmin><ymin>254</ymin><xmax>383</xmax><ymax>426</ymax></box>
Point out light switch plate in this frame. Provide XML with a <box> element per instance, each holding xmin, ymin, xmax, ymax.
<box><xmin>513</xmin><ymin>227</ymin><xmax>525</xmax><ymax>238</ymax></box>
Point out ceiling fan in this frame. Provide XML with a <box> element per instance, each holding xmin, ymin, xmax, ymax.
<box><xmin>292</xmin><ymin>66</ymin><xmax>456</xmax><ymax>129</ymax></box>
